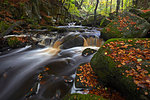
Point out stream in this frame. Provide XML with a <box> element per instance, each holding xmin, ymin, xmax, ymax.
<box><xmin>0</xmin><ymin>25</ymin><xmax>104</xmax><ymax>100</ymax></box>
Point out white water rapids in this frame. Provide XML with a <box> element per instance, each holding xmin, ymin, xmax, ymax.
<box><xmin>0</xmin><ymin>26</ymin><xmax>103</xmax><ymax>100</ymax></box>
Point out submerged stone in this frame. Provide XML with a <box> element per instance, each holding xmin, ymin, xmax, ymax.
<box><xmin>60</xmin><ymin>34</ymin><xmax>84</xmax><ymax>49</ymax></box>
<box><xmin>82</xmin><ymin>48</ymin><xmax>97</xmax><ymax>57</ymax></box>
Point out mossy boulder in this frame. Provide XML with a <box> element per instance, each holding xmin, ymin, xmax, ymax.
<box><xmin>129</xmin><ymin>8</ymin><xmax>145</xmax><ymax>17</ymax></box>
<box><xmin>5</xmin><ymin>35</ymin><xmax>36</xmax><ymax>48</ymax></box>
<box><xmin>82</xmin><ymin>14</ymin><xmax>110</xmax><ymax>27</ymax></box>
<box><xmin>46</xmin><ymin>26</ymin><xmax>67</xmax><ymax>33</ymax></box>
<box><xmin>0</xmin><ymin>21</ymin><xmax>11</xmax><ymax>36</ymax></box>
<box><xmin>101</xmin><ymin>12</ymin><xmax>150</xmax><ymax>40</ymax></box>
<box><xmin>129</xmin><ymin>9</ymin><xmax>150</xmax><ymax>23</ymax></box>
<box><xmin>91</xmin><ymin>38</ymin><xmax>150</xmax><ymax>100</ymax></box>
<box><xmin>63</xmin><ymin>93</ymin><xmax>106</xmax><ymax>100</ymax></box>
<box><xmin>141</xmin><ymin>11</ymin><xmax>150</xmax><ymax>23</ymax></box>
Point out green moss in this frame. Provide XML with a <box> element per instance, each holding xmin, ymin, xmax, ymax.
<box><xmin>101</xmin><ymin>12</ymin><xmax>150</xmax><ymax>40</ymax></box>
<box><xmin>104</xmin><ymin>38</ymin><xmax>149</xmax><ymax>44</ymax></box>
<box><xmin>91</xmin><ymin>38</ymin><xmax>150</xmax><ymax>100</ymax></box>
<box><xmin>47</xmin><ymin>26</ymin><xmax>67</xmax><ymax>32</ymax></box>
<box><xmin>7</xmin><ymin>37</ymin><xmax>21</xmax><ymax>48</ymax></box>
<box><xmin>141</xmin><ymin>11</ymin><xmax>150</xmax><ymax>22</ymax></box>
<box><xmin>101</xmin><ymin>21</ymin><xmax>123</xmax><ymax>40</ymax></box>
<box><xmin>0</xmin><ymin>21</ymin><xmax>10</xmax><ymax>35</ymax></box>
<box><xmin>129</xmin><ymin>8</ymin><xmax>144</xmax><ymax>16</ymax></box>
<box><xmin>63</xmin><ymin>93</ymin><xmax>106</xmax><ymax>100</ymax></box>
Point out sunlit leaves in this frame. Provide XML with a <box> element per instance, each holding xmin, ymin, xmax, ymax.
<box><xmin>76</xmin><ymin>62</ymin><xmax>125</xmax><ymax>100</ymax></box>
<box><xmin>76</xmin><ymin>63</ymin><xmax>98</xmax><ymax>88</ymax></box>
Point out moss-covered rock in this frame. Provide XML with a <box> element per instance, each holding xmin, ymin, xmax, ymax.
<box><xmin>141</xmin><ymin>11</ymin><xmax>150</xmax><ymax>23</ymax></box>
<box><xmin>47</xmin><ymin>26</ymin><xmax>67</xmax><ymax>33</ymax></box>
<box><xmin>129</xmin><ymin>8</ymin><xmax>145</xmax><ymax>17</ymax></box>
<box><xmin>101</xmin><ymin>12</ymin><xmax>150</xmax><ymax>40</ymax></box>
<box><xmin>0</xmin><ymin>21</ymin><xmax>11</xmax><ymax>36</ymax></box>
<box><xmin>63</xmin><ymin>93</ymin><xmax>106</xmax><ymax>100</ymax></box>
<box><xmin>6</xmin><ymin>35</ymin><xmax>36</xmax><ymax>48</ymax></box>
<box><xmin>91</xmin><ymin>38</ymin><xmax>150</xmax><ymax>100</ymax></box>
<box><xmin>129</xmin><ymin>9</ymin><xmax>150</xmax><ymax>23</ymax></box>
<box><xmin>82</xmin><ymin>14</ymin><xmax>111</xmax><ymax>27</ymax></box>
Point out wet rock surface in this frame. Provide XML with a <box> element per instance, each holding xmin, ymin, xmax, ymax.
<box><xmin>82</xmin><ymin>48</ymin><xmax>97</xmax><ymax>57</ymax></box>
<box><xmin>60</xmin><ymin>34</ymin><xmax>84</xmax><ymax>49</ymax></box>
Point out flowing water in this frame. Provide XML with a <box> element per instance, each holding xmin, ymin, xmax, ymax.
<box><xmin>0</xmin><ymin>25</ymin><xmax>104</xmax><ymax>100</ymax></box>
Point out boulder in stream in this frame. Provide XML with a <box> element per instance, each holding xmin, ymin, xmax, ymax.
<box><xmin>91</xmin><ymin>38</ymin><xmax>150</xmax><ymax>100</ymax></box>
<box><xmin>60</xmin><ymin>34</ymin><xmax>84</xmax><ymax>49</ymax></box>
<box><xmin>82</xmin><ymin>48</ymin><xmax>97</xmax><ymax>57</ymax></box>
<box><xmin>4</xmin><ymin>35</ymin><xmax>36</xmax><ymax>49</ymax></box>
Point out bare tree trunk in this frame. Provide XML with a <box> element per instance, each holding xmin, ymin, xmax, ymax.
<box><xmin>110</xmin><ymin>0</ymin><xmax>113</xmax><ymax>13</ymax></box>
<box><xmin>62</xmin><ymin>0</ymin><xmax>66</xmax><ymax>6</ymax></box>
<box><xmin>132</xmin><ymin>0</ymin><xmax>135</xmax><ymax>7</ymax></box>
<box><xmin>68</xmin><ymin>0</ymin><xmax>71</xmax><ymax>10</ymax></box>
<box><xmin>116</xmin><ymin>0</ymin><xmax>120</xmax><ymax>15</ymax></box>
<box><xmin>136</xmin><ymin>0</ymin><xmax>138</xmax><ymax>6</ymax></box>
<box><xmin>121</xmin><ymin>0</ymin><xmax>124</xmax><ymax>10</ymax></box>
<box><xmin>106</xmin><ymin>0</ymin><xmax>108</xmax><ymax>14</ymax></box>
<box><xmin>79</xmin><ymin>0</ymin><xmax>84</xmax><ymax>9</ymax></box>
<box><xmin>93</xmin><ymin>0</ymin><xmax>99</xmax><ymax>26</ymax></box>
<box><xmin>125</xmin><ymin>0</ymin><xmax>129</xmax><ymax>9</ymax></box>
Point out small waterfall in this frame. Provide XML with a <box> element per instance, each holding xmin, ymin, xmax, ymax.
<box><xmin>83</xmin><ymin>36</ymin><xmax>104</xmax><ymax>47</ymax></box>
<box><xmin>90</xmin><ymin>37</ymin><xmax>95</xmax><ymax>46</ymax></box>
<box><xmin>0</xmin><ymin>25</ymin><xmax>104</xmax><ymax>100</ymax></box>
<box><xmin>42</xmin><ymin>47</ymin><xmax>60</xmax><ymax>54</ymax></box>
<box><xmin>83</xmin><ymin>37</ymin><xmax>88</xmax><ymax>47</ymax></box>
<box><xmin>53</xmin><ymin>40</ymin><xmax>62</xmax><ymax>48</ymax></box>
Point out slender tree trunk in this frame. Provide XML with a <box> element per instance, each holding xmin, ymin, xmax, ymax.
<box><xmin>79</xmin><ymin>0</ymin><xmax>84</xmax><ymax>9</ymax></box>
<box><xmin>116</xmin><ymin>0</ymin><xmax>120</xmax><ymax>15</ymax></box>
<box><xmin>125</xmin><ymin>0</ymin><xmax>129</xmax><ymax>9</ymax></box>
<box><xmin>68</xmin><ymin>0</ymin><xmax>71</xmax><ymax>10</ymax></box>
<box><xmin>136</xmin><ymin>0</ymin><xmax>138</xmax><ymax>6</ymax></box>
<box><xmin>106</xmin><ymin>0</ymin><xmax>108</xmax><ymax>14</ymax></box>
<box><xmin>75</xmin><ymin>0</ymin><xmax>77</xmax><ymax>6</ymax></box>
<box><xmin>62</xmin><ymin>0</ymin><xmax>66</xmax><ymax>6</ymax></box>
<box><xmin>121</xmin><ymin>0</ymin><xmax>124</xmax><ymax>10</ymax></box>
<box><xmin>132</xmin><ymin>0</ymin><xmax>135</xmax><ymax>7</ymax></box>
<box><xmin>110</xmin><ymin>0</ymin><xmax>113</xmax><ymax>13</ymax></box>
<box><xmin>93</xmin><ymin>0</ymin><xmax>99</xmax><ymax>26</ymax></box>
